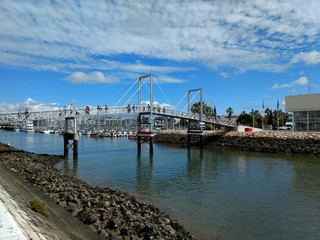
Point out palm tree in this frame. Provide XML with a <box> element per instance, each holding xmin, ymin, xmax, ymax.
<box><xmin>249</xmin><ymin>109</ymin><xmax>263</xmax><ymax>128</ymax></box>
<box><xmin>191</xmin><ymin>101</ymin><xmax>214</xmax><ymax>116</ymax></box>
<box><xmin>226</xmin><ymin>107</ymin><xmax>233</xmax><ymax>120</ymax></box>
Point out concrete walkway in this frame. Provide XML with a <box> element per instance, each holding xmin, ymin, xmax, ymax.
<box><xmin>0</xmin><ymin>200</ymin><xmax>27</xmax><ymax>240</ymax></box>
<box><xmin>0</xmin><ymin>185</ymin><xmax>46</xmax><ymax>240</ymax></box>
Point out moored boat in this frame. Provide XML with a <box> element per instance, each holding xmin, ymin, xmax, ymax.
<box><xmin>21</xmin><ymin>121</ymin><xmax>35</xmax><ymax>132</ymax></box>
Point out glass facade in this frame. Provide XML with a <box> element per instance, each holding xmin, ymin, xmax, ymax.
<box><xmin>293</xmin><ymin>111</ymin><xmax>320</xmax><ymax>131</ymax></box>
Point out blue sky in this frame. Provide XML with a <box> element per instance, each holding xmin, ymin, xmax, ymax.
<box><xmin>0</xmin><ymin>0</ymin><xmax>320</xmax><ymax>115</ymax></box>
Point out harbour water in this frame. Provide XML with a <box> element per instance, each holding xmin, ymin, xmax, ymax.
<box><xmin>1</xmin><ymin>130</ymin><xmax>320</xmax><ymax>240</ymax></box>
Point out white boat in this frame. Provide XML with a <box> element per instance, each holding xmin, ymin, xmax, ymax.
<box><xmin>21</xmin><ymin>121</ymin><xmax>35</xmax><ymax>132</ymax></box>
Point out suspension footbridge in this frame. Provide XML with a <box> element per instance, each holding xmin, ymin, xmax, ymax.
<box><xmin>0</xmin><ymin>74</ymin><xmax>236</xmax><ymax>130</ymax></box>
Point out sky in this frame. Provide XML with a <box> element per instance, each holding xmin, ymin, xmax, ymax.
<box><xmin>0</xmin><ymin>0</ymin><xmax>320</xmax><ymax>115</ymax></box>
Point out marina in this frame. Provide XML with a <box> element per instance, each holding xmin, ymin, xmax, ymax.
<box><xmin>1</xmin><ymin>1</ymin><xmax>320</xmax><ymax>239</ymax></box>
<box><xmin>1</xmin><ymin>130</ymin><xmax>320</xmax><ymax>240</ymax></box>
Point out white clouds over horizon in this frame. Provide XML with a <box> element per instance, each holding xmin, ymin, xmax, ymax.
<box><xmin>271</xmin><ymin>76</ymin><xmax>309</xmax><ymax>89</ymax></box>
<box><xmin>0</xmin><ymin>98</ymin><xmax>60</xmax><ymax>112</ymax></box>
<box><xmin>1</xmin><ymin>0</ymin><xmax>320</xmax><ymax>80</ymax></box>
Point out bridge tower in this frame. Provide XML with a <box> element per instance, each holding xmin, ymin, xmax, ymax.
<box><xmin>137</xmin><ymin>74</ymin><xmax>154</xmax><ymax>155</ymax></box>
<box><xmin>187</xmin><ymin>88</ymin><xmax>204</xmax><ymax>148</ymax></box>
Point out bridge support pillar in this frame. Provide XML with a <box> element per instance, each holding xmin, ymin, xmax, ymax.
<box><xmin>187</xmin><ymin>130</ymin><xmax>204</xmax><ymax>149</ymax></box>
<box><xmin>63</xmin><ymin>117</ymin><xmax>78</xmax><ymax>159</ymax></box>
<box><xmin>137</xmin><ymin>106</ymin><xmax>154</xmax><ymax>155</ymax></box>
<box><xmin>137</xmin><ymin>136</ymin><xmax>141</xmax><ymax>153</ymax></box>
<box><xmin>137</xmin><ymin>132</ymin><xmax>154</xmax><ymax>155</ymax></box>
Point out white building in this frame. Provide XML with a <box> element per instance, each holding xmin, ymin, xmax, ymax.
<box><xmin>285</xmin><ymin>93</ymin><xmax>320</xmax><ymax>131</ymax></box>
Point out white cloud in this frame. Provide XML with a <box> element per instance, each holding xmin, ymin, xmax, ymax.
<box><xmin>291</xmin><ymin>51</ymin><xmax>320</xmax><ymax>65</ymax></box>
<box><xmin>293</xmin><ymin>76</ymin><xmax>309</xmax><ymax>86</ymax></box>
<box><xmin>0</xmin><ymin>98</ymin><xmax>60</xmax><ymax>113</ymax></box>
<box><xmin>271</xmin><ymin>76</ymin><xmax>309</xmax><ymax>89</ymax></box>
<box><xmin>67</xmin><ymin>71</ymin><xmax>119</xmax><ymax>84</ymax></box>
<box><xmin>0</xmin><ymin>0</ymin><xmax>320</xmax><ymax>75</ymax></box>
<box><xmin>154</xmin><ymin>75</ymin><xmax>186</xmax><ymax>84</ymax></box>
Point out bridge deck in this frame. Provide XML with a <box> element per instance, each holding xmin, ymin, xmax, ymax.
<box><xmin>0</xmin><ymin>106</ymin><xmax>236</xmax><ymax>128</ymax></box>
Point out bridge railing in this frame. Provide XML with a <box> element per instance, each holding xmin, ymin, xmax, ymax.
<box><xmin>0</xmin><ymin>105</ymin><xmax>236</xmax><ymax>127</ymax></box>
<box><xmin>0</xmin><ymin>105</ymin><xmax>177</xmax><ymax>122</ymax></box>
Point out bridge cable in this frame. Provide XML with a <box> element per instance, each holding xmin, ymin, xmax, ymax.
<box><xmin>153</xmin><ymin>78</ymin><xmax>173</xmax><ymax>107</ymax></box>
<box><xmin>114</xmin><ymin>77</ymin><xmax>139</xmax><ymax>107</ymax></box>
<box><xmin>204</xmin><ymin>91</ymin><xmax>219</xmax><ymax>116</ymax></box>
<box><xmin>140</xmin><ymin>83</ymin><xmax>161</xmax><ymax>105</ymax></box>
<box><xmin>174</xmin><ymin>92</ymin><xmax>188</xmax><ymax>110</ymax></box>
<box><xmin>180</xmin><ymin>91</ymin><xmax>199</xmax><ymax>112</ymax></box>
<box><xmin>122</xmin><ymin>78</ymin><xmax>149</xmax><ymax>107</ymax></box>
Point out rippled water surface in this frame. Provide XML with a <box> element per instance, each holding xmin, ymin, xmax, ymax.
<box><xmin>1</xmin><ymin>130</ymin><xmax>320</xmax><ymax>240</ymax></box>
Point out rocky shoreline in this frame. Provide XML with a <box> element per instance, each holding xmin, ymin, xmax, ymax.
<box><xmin>210</xmin><ymin>131</ymin><xmax>320</xmax><ymax>155</ymax></box>
<box><xmin>0</xmin><ymin>143</ymin><xmax>197</xmax><ymax>240</ymax></box>
<box><xmin>155</xmin><ymin>130</ymin><xmax>320</xmax><ymax>156</ymax></box>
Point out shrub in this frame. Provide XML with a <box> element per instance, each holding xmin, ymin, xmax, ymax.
<box><xmin>29</xmin><ymin>197</ymin><xmax>50</xmax><ymax>218</ymax></box>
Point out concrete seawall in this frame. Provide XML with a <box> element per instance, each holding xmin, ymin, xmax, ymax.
<box><xmin>154</xmin><ymin>130</ymin><xmax>225</xmax><ymax>146</ymax></box>
<box><xmin>155</xmin><ymin>130</ymin><xmax>320</xmax><ymax>156</ymax></box>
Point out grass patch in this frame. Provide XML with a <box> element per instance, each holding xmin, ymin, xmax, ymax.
<box><xmin>29</xmin><ymin>197</ymin><xmax>50</xmax><ymax>218</ymax></box>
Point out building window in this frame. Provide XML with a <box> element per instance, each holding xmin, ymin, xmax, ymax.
<box><xmin>294</xmin><ymin>111</ymin><xmax>320</xmax><ymax>131</ymax></box>
<box><xmin>309</xmin><ymin>111</ymin><xmax>320</xmax><ymax>131</ymax></box>
<box><xmin>294</xmin><ymin>111</ymin><xmax>307</xmax><ymax>131</ymax></box>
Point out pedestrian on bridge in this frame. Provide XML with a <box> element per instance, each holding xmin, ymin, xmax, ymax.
<box><xmin>85</xmin><ymin>106</ymin><xmax>90</xmax><ymax>115</ymax></box>
<box><xmin>97</xmin><ymin>105</ymin><xmax>102</xmax><ymax>114</ymax></box>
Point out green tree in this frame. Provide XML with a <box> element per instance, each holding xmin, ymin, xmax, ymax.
<box><xmin>273</xmin><ymin>109</ymin><xmax>291</xmax><ymax>126</ymax></box>
<box><xmin>213</xmin><ymin>106</ymin><xmax>217</xmax><ymax>119</ymax></box>
<box><xmin>191</xmin><ymin>101</ymin><xmax>214</xmax><ymax>117</ymax></box>
<box><xmin>250</xmin><ymin>109</ymin><xmax>263</xmax><ymax>128</ymax></box>
<box><xmin>267</xmin><ymin>111</ymin><xmax>274</xmax><ymax>125</ymax></box>
<box><xmin>236</xmin><ymin>111</ymin><xmax>252</xmax><ymax>126</ymax></box>
<box><xmin>264</xmin><ymin>108</ymin><xmax>273</xmax><ymax>125</ymax></box>
<box><xmin>226</xmin><ymin>107</ymin><xmax>233</xmax><ymax>120</ymax></box>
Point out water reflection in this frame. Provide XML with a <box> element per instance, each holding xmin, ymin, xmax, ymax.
<box><xmin>136</xmin><ymin>153</ymin><xmax>154</xmax><ymax>194</ymax></box>
<box><xmin>187</xmin><ymin>148</ymin><xmax>219</xmax><ymax>180</ymax></box>
<box><xmin>289</xmin><ymin>156</ymin><xmax>320</xmax><ymax>201</ymax></box>
<box><xmin>62</xmin><ymin>156</ymin><xmax>78</xmax><ymax>177</ymax></box>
